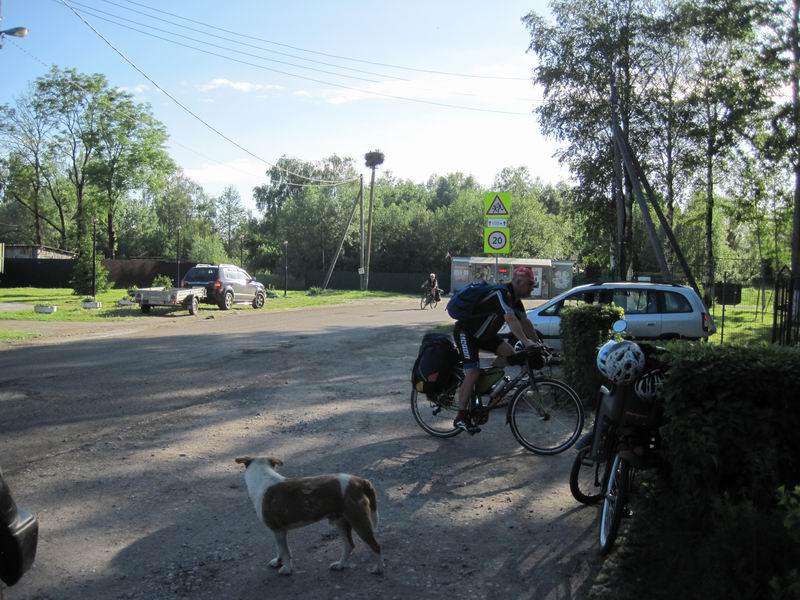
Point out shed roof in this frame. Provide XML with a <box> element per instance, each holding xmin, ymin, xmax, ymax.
<box><xmin>451</xmin><ymin>256</ymin><xmax>553</xmax><ymax>267</ymax></box>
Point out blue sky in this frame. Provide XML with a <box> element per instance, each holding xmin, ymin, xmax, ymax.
<box><xmin>0</xmin><ymin>0</ymin><xmax>566</xmax><ymax>208</ymax></box>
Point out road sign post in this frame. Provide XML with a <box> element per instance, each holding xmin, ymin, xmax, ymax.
<box><xmin>483</xmin><ymin>193</ymin><xmax>511</xmax><ymax>259</ymax></box>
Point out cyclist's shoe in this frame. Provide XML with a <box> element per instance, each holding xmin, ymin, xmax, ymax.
<box><xmin>453</xmin><ymin>417</ymin><xmax>481</xmax><ymax>435</ymax></box>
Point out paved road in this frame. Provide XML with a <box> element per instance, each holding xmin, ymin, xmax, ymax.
<box><xmin>0</xmin><ymin>299</ymin><xmax>601</xmax><ymax>599</ymax></box>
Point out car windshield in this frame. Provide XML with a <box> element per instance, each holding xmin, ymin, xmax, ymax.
<box><xmin>184</xmin><ymin>267</ymin><xmax>218</xmax><ymax>281</ymax></box>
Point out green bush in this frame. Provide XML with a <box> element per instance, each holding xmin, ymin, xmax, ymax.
<box><xmin>306</xmin><ymin>286</ymin><xmax>329</xmax><ymax>296</ymax></box>
<box><xmin>151</xmin><ymin>274</ymin><xmax>175</xmax><ymax>289</ymax></box>
<box><xmin>606</xmin><ymin>344</ymin><xmax>800</xmax><ymax>600</ymax></box>
<box><xmin>559</xmin><ymin>303</ymin><xmax>623</xmax><ymax>402</ymax></box>
<box><xmin>660</xmin><ymin>344</ymin><xmax>800</xmax><ymax>515</ymax></box>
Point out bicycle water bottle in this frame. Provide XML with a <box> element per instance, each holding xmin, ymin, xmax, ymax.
<box><xmin>489</xmin><ymin>375</ymin><xmax>512</xmax><ymax>399</ymax></box>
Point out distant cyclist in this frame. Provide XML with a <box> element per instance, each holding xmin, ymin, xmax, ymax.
<box><xmin>452</xmin><ymin>266</ymin><xmax>541</xmax><ymax>433</ymax></box>
<box><xmin>422</xmin><ymin>272</ymin><xmax>441</xmax><ymax>302</ymax></box>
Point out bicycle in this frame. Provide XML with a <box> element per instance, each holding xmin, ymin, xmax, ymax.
<box><xmin>568</xmin><ymin>324</ymin><xmax>667</xmax><ymax>554</ymax></box>
<box><xmin>420</xmin><ymin>289</ymin><xmax>439</xmax><ymax>309</ymax></box>
<box><xmin>410</xmin><ymin>345</ymin><xmax>584</xmax><ymax>455</ymax></box>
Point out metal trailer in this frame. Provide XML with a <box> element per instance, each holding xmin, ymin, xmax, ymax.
<box><xmin>134</xmin><ymin>287</ymin><xmax>206</xmax><ymax>315</ymax></box>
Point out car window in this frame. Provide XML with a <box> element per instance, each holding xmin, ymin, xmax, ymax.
<box><xmin>663</xmin><ymin>291</ymin><xmax>693</xmax><ymax>313</ymax></box>
<box><xmin>239</xmin><ymin>269</ymin><xmax>252</xmax><ymax>281</ymax></box>
<box><xmin>224</xmin><ymin>268</ymin><xmax>242</xmax><ymax>281</ymax></box>
<box><xmin>185</xmin><ymin>267</ymin><xmax>217</xmax><ymax>280</ymax></box>
<box><xmin>541</xmin><ymin>291</ymin><xmax>599</xmax><ymax>316</ymax></box>
<box><xmin>613</xmin><ymin>289</ymin><xmax>658</xmax><ymax>315</ymax></box>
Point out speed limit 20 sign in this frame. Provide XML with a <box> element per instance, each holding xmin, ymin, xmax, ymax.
<box><xmin>484</xmin><ymin>227</ymin><xmax>510</xmax><ymax>254</ymax></box>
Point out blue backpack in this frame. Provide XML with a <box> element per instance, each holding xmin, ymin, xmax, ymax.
<box><xmin>446</xmin><ymin>282</ymin><xmax>505</xmax><ymax>320</ymax></box>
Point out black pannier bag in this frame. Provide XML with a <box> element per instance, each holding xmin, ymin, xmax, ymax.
<box><xmin>411</xmin><ymin>332</ymin><xmax>460</xmax><ymax>398</ymax></box>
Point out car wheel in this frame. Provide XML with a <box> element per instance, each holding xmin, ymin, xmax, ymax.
<box><xmin>219</xmin><ymin>291</ymin><xmax>234</xmax><ymax>310</ymax></box>
<box><xmin>252</xmin><ymin>291</ymin><xmax>265</xmax><ymax>309</ymax></box>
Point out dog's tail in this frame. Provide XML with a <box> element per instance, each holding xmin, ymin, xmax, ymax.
<box><xmin>360</xmin><ymin>478</ymin><xmax>379</xmax><ymax>529</ymax></box>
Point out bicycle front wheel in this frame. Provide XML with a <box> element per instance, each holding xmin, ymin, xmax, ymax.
<box><xmin>599</xmin><ymin>454</ymin><xmax>630</xmax><ymax>555</ymax></box>
<box><xmin>410</xmin><ymin>388</ymin><xmax>462</xmax><ymax>438</ymax></box>
<box><xmin>420</xmin><ymin>295</ymin><xmax>427</xmax><ymax>309</ymax></box>
<box><xmin>570</xmin><ymin>446</ymin><xmax>608</xmax><ymax>505</ymax></box>
<box><xmin>508</xmin><ymin>378</ymin><xmax>584</xmax><ymax>455</ymax></box>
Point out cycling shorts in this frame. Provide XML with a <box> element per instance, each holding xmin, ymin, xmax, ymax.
<box><xmin>453</xmin><ymin>325</ymin><xmax>504</xmax><ymax>370</ymax></box>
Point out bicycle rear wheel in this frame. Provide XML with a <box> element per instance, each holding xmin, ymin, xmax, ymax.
<box><xmin>508</xmin><ymin>378</ymin><xmax>583</xmax><ymax>455</ymax></box>
<box><xmin>569</xmin><ymin>446</ymin><xmax>608</xmax><ymax>505</ymax></box>
<box><xmin>410</xmin><ymin>388</ymin><xmax>461</xmax><ymax>438</ymax></box>
<box><xmin>599</xmin><ymin>454</ymin><xmax>630</xmax><ymax>555</ymax></box>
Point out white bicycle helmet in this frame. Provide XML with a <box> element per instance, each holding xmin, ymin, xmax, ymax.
<box><xmin>605</xmin><ymin>341</ymin><xmax>646</xmax><ymax>385</ymax></box>
<box><xmin>634</xmin><ymin>369</ymin><xmax>665</xmax><ymax>401</ymax></box>
<box><xmin>596</xmin><ymin>339</ymin><xmax>620</xmax><ymax>378</ymax></box>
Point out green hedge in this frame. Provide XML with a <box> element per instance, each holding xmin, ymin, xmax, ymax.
<box><xmin>606</xmin><ymin>343</ymin><xmax>800</xmax><ymax>600</ymax></box>
<box><xmin>661</xmin><ymin>344</ymin><xmax>800</xmax><ymax>514</ymax></box>
<box><xmin>559</xmin><ymin>303</ymin><xmax>623</xmax><ymax>402</ymax></box>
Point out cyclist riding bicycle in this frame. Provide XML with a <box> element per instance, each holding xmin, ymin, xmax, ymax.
<box><xmin>422</xmin><ymin>272</ymin><xmax>441</xmax><ymax>302</ymax></box>
<box><xmin>452</xmin><ymin>266</ymin><xmax>541</xmax><ymax>433</ymax></box>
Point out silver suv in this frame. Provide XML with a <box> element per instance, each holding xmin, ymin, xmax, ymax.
<box><xmin>501</xmin><ymin>281</ymin><xmax>716</xmax><ymax>349</ymax></box>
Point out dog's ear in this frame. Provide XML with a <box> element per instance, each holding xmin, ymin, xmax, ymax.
<box><xmin>234</xmin><ymin>457</ymin><xmax>253</xmax><ymax>468</ymax></box>
<box><xmin>266</xmin><ymin>457</ymin><xmax>283</xmax><ymax>468</ymax></box>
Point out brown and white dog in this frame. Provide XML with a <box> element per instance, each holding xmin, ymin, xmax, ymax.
<box><xmin>234</xmin><ymin>456</ymin><xmax>383</xmax><ymax>575</ymax></box>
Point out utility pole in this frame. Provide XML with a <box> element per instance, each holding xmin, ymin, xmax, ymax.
<box><xmin>364</xmin><ymin>150</ymin><xmax>384</xmax><ymax>292</ymax></box>
<box><xmin>359</xmin><ymin>175</ymin><xmax>364</xmax><ymax>291</ymax></box>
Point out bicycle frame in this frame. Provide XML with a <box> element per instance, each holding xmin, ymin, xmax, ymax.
<box><xmin>469</xmin><ymin>357</ymin><xmax>548</xmax><ymax>424</ymax></box>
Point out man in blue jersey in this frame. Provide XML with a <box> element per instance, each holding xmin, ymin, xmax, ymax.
<box><xmin>452</xmin><ymin>266</ymin><xmax>541</xmax><ymax>432</ymax></box>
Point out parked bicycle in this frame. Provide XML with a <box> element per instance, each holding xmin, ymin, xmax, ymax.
<box><xmin>411</xmin><ymin>341</ymin><xmax>584</xmax><ymax>455</ymax></box>
<box><xmin>568</xmin><ymin>320</ymin><xmax>667</xmax><ymax>554</ymax></box>
<box><xmin>420</xmin><ymin>289</ymin><xmax>439</xmax><ymax>309</ymax></box>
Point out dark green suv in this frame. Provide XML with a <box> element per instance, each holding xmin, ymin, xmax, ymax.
<box><xmin>181</xmin><ymin>264</ymin><xmax>266</xmax><ymax>310</ymax></box>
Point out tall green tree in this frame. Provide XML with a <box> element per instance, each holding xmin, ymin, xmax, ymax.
<box><xmin>34</xmin><ymin>67</ymin><xmax>108</xmax><ymax>248</ymax></box>
<box><xmin>215</xmin><ymin>185</ymin><xmax>247</xmax><ymax>256</ymax></box>
<box><xmin>88</xmin><ymin>89</ymin><xmax>171</xmax><ymax>258</ymax></box>
<box><xmin>683</xmin><ymin>0</ymin><xmax>774</xmax><ymax>300</ymax></box>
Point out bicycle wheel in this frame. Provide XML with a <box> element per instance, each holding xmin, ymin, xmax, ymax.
<box><xmin>420</xmin><ymin>295</ymin><xmax>427</xmax><ymax>309</ymax></box>
<box><xmin>569</xmin><ymin>446</ymin><xmax>608</xmax><ymax>505</ymax></box>
<box><xmin>410</xmin><ymin>388</ymin><xmax>462</xmax><ymax>438</ymax></box>
<box><xmin>599</xmin><ymin>454</ymin><xmax>630</xmax><ymax>555</ymax></box>
<box><xmin>508</xmin><ymin>378</ymin><xmax>584</xmax><ymax>455</ymax></box>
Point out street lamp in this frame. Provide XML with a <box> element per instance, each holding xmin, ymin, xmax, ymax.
<box><xmin>0</xmin><ymin>26</ymin><xmax>29</xmax><ymax>49</ymax></box>
<box><xmin>176</xmin><ymin>224</ymin><xmax>181</xmax><ymax>287</ymax></box>
<box><xmin>283</xmin><ymin>240</ymin><xmax>288</xmax><ymax>297</ymax></box>
<box><xmin>91</xmin><ymin>217</ymin><xmax>97</xmax><ymax>299</ymax></box>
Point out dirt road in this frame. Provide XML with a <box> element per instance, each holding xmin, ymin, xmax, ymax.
<box><xmin>0</xmin><ymin>298</ymin><xmax>602</xmax><ymax>599</ymax></box>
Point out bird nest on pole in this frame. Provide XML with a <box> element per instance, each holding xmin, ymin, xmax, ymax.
<box><xmin>364</xmin><ymin>151</ymin><xmax>385</xmax><ymax>168</ymax></box>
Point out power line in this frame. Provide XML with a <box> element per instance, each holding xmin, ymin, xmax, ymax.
<box><xmin>59</xmin><ymin>0</ymin><xmax>359</xmax><ymax>186</ymax></box>
<box><xmin>6</xmin><ymin>38</ymin><xmax>363</xmax><ymax>190</ymax></box>
<box><xmin>65</xmin><ymin>0</ymin><xmax>542</xmax><ymax>103</ymax></box>
<box><xmin>89</xmin><ymin>0</ymin><xmax>411</xmax><ymax>82</ymax></box>
<box><xmin>111</xmin><ymin>0</ymin><xmax>531</xmax><ymax>82</ymax></box>
<box><xmin>61</xmin><ymin>3</ymin><xmax>535</xmax><ymax>116</ymax></box>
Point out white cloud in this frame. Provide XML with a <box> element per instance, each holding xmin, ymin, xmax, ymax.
<box><xmin>182</xmin><ymin>158</ymin><xmax>267</xmax><ymax>208</ymax></box>
<box><xmin>197</xmin><ymin>78</ymin><xmax>284</xmax><ymax>93</ymax></box>
<box><xmin>118</xmin><ymin>83</ymin><xmax>149</xmax><ymax>94</ymax></box>
<box><xmin>319</xmin><ymin>74</ymin><xmax>537</xmax><ymax>113</ymax></box>
<box><xmin>292</xmin><ymin>90</ymin><xmax>312</xmax><ymax>97</ymax></box>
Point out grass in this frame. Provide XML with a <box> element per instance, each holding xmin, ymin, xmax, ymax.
<box><xmin>0</xmin><ymin>330</ymin><xmax>40</xmax><ymax>343</ymax></box>
<box><xmin>708</xmin><ymin>285</ymin><xmax>774</xmax><ymax>345</ymax></box>
<box><xmin>0</xmin><ymin>287</ymin><xmax>403</xmax><ymax>324</ymax></box>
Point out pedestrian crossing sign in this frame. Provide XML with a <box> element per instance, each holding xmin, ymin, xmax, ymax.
<box><xmin>483</xmin><ymin>192</ymin><xmax>511</xmax><ymax>217</ymax></box>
